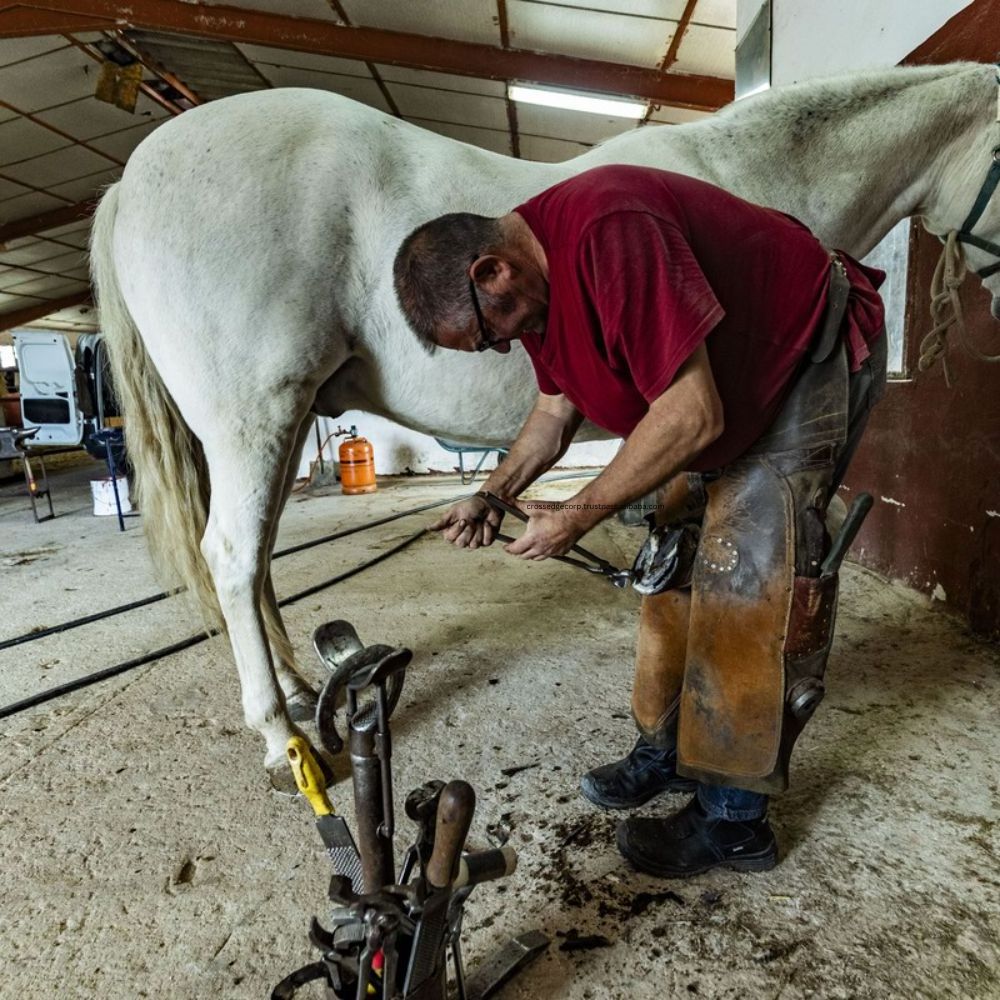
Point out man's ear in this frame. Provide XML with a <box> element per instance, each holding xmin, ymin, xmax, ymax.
<box><xmin>471</xmin><ymin>254</ymin><xmax>513</xmax><ymax>292</ymax></box>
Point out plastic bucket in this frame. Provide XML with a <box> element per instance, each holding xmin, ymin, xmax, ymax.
<box><xmin>90</xmin><ymin>476</ymin><xmax>132</xmax><ymax>516</ymax></box>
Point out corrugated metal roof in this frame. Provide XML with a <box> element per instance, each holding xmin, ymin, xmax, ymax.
<box><xmin>125</xmin><ymin>31</ymin><xmax>271</xmax><ymax>102</ymax></box>
<box><xmin>0</xmin><ymin>0</ymin><xmax>738</xmax><ymax>328</ymax></box>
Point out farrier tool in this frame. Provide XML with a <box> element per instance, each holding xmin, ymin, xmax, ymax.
<box><xmin>287</xmin><ymin>735</ymin><xmax>365</xmax><ymax>895</ymax></box>
<box><xmin>313</xmin><ymin>621</ymin><xmax>407</xmax><ymax>755</ymax></box>
<box><xmin>820</xmin><ymin>492</ymin><xmax>874</xmax><ymax>578</ymax></box>
<box><xmin>403</xmin><ymin>780</ymin><xmax>476</xmax><ymax>997</ymax></box>
<box><xmin>274</xmin><ymin>621</ymin><xmax>549</xmax><ymax>999</ymax></box>
<box><xmin>315</xmin><ymin>633</ymin><xmax>411</xmax><ymax>893</ymax></box>
<box><xmin>477</xmin><ymin>490</ymin><xmax>632</xmax><ymax>587</ymax></box>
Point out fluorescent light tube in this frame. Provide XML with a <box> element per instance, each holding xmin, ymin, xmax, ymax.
<box><xmin>508</xmin><ymin>83</ymin><xmax>647</xmax><ymax>119</ymax></box>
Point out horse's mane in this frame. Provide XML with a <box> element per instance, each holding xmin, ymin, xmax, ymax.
<box><xmin>708</xmin><ymin>61</ymin><xmax>992</xmax><ymax>140</ymax></box>
<box><xmin>592</xmin><ymin>61</ymin><xmax>994</xmax><ymax>169</ymax></box>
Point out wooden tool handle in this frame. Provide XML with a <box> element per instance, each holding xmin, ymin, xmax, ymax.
<box><xmin>454</xmin><ymin>846</ymin><xmax>518</xmax><ymax>889</ymax></box>
<box><xmin>426</xmin><ymin>780</ymin><xmax>476</xmax><ymax>889</ymax></box>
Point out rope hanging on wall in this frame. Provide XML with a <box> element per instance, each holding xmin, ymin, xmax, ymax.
<box><xmin>919</xmin><ymin>231</ymin><xmax>1000</xmax><ymax>386</ymax></box>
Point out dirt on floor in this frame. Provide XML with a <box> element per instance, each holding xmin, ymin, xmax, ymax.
<box><xmin>1</xmin><ymin>463</ymin><xmax>998</xmax><ymax>1000</ymax></box>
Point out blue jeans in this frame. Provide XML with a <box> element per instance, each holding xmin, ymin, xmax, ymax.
<box><xmin>646</xmin><ymin>737</ymin><xmax>769</xmax><ymax>820</ymax></box>
<box><xmin>697</xmin><ymin>782</ymin><xmax>768</xmax><ymax>821</ymax></box>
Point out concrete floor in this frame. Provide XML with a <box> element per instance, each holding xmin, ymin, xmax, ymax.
<box><xmin>1</xmin><ymin>459</ymin><xmax>998</xmax><ymax>1000</ymax></box>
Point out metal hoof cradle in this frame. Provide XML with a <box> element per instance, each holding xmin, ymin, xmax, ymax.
<box><xmin>273</xmin><ymin>622</ymin><xmax>548</xmax><ymax>1000</ymax></box>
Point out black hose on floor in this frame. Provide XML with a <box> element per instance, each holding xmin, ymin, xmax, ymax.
<box><xmin>0</xmin><ymin>494</ymin><xmax>464</xmax><ymax>653</ymax></box>
<box><xmin>0</xmin><ymin>529</ymin><xmax>427</xmax><ymax>720</ymax></box>
<box><xmin>0</xmin><ymin>470</ymin><xmax>599</xmax><ymax>653</ymax></box>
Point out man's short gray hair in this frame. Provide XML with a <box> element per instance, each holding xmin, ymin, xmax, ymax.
<box><xmin>393</xmin><ymin>213</ymin><xmax>504</xmax><ymax>352</ymax></box>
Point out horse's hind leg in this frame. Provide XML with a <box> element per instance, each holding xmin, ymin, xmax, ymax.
<box><xmin>261</xmin><ymin>417</ymin><xmax>319</xmax><ymax>721</ymax></box>
<box><xmin>262</xmin><ymin>573</ymin><xmax>316</xmax><ymax>721</ymax></box>
<box><xmin>200</xmin><ymin>414</ymin><xmax>311</xmax><ymax>785</ymax></box>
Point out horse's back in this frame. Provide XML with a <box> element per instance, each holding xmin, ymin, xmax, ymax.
<box><xmin>108</xmin><ymin>89</ymin><xmax>548</xmax><ymax>442</ymax></box>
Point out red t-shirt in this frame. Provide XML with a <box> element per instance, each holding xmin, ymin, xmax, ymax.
<box><xmin>515</xmin><ymin>165</ymin><xmax>885</xmax><ymax>471</ymax></box>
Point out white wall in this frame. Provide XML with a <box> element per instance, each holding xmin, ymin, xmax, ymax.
<box><xmin>296</xmin><ymin>413</ymin><xmax>619</xmax><ymax>481</ymax></box>
<box><xmin>767</xmin><ymin>0</ymin><xmax>972</xmax><ymax>83</ymax></box>
<box><xmin>737</xmin><ymin>0</ymin><xmax>768</xmax><ymax>43</ymax></box>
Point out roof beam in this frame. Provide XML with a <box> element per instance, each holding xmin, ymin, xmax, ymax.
<box><xmin>0</xmin><ymin>198</ymin><xmax>98</xmax><ymax>246</ymax></box>
<box><xmin>660</xmin><ymin>0</ymin><xmax>699</xmax><ymax>73</ymax></box>
<box><xmin>115</xmin><ymin>31</ymin><xmax>205</xmax><ymax>107</ymax></box>
<box><xmin>641</xmin><ymin>0</ymin><xmax>699</xmax><ymax>125</ymax></box>
<box><xmin>496</xmin><ymin>0</ymin><xmax>521</xmax><ymax>158</ymax></box>
<box><xmin>0</xmin><ymin>290</ymin><xmax>93</xmax><ymax>332</ymax></box>
<box><xmin>0</xmin><ymin>1</ymin><xmax>734</xmax><ymax>110</ymax></box>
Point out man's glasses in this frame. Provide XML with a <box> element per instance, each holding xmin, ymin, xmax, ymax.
<box><xmin>469</xmin><ymin>276</ymin><xmax>501</xmax><ymax>352</ymax></box>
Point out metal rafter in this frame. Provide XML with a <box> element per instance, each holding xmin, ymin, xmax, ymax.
<box><xmin>0</xmin><ymin>95</ymin><xmax>126</xmax><ymax>169</ymax></box>
<box><xmin>0</xmin><ymin>88</ymin><xmax>124</xmax><ymax>243</ymax></box>
<box><xmin>661</xmin><ymin>0</ymin><xmax>700</xmax><ymax>72</ymax></box>
<box><xmin>496</xmin><ymin>0</ymin><xmax>521</xmax><ymax>158</ymax></box>
<box><xmin>113</xmin><ymin>31</ymin><xmax>205</xmax><ymax>106</ymax></box>
<box><xmin>0</xmin><ymin>0</ymin><xmax>733</xmax><ymax>110</ymax></box>
<box><xmin>65</xmin><ymin>32</ymin><xmax>188</xmax><ymax>115</ymax></box>
<box><xmin>641</xmin><ymin>0</ymin><xmax>700</xmax><ymax>125</ymax></box>
<box><xmin>0</xmin><ymin>31</ymin><xmax>201</xmax><ymax>244</ymax></box>
<box><xmin>0</xmin><ymin>198</ymin><xmax>98</xmax><ymax>246</ymax></box>
<box><xmin>0</xmin><ymin>290</ymin><xmax>92</xmax><ymax>331</ymax></box>
<box><xmin>0</xmin><ymin>166</ymin><xmax>76</xmax><ymax>209</ymax></box>
<box><xmin>324</xmin><ymin>0</ymin><xmax>401</xmax><ymax>118</ymax></box>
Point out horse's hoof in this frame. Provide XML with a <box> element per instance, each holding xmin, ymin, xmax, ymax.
<box><xmin>285</xmin><ymin>689</ymin><xmax>319</xmax><ymax>723</ymax></box>
<box><xmin>267</xmin><ymin>758</ymin><xmax>301</xmax><ymax>796</ymax></box>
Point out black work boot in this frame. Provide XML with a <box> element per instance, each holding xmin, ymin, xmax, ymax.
<box><xmin>579</xmin><ymin>737</ymin><xmax>697</xmax><ymax>810</ymax></box>
<box><xmin>616</xmin><ymin>796</ymin><xmax>778</xmax><ymax>878</ymax></box>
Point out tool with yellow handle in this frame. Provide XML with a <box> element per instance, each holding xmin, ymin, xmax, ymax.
<box><xmin>287</xmin><ymin>736</ymin><xmax>364</xmax><ymax>895</ymax></box>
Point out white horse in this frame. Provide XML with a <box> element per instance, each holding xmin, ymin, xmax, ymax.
<box><xmin>89</xmin><ymin>62</ymin><xmax>1000</xmax><ymax>785</ymax></box>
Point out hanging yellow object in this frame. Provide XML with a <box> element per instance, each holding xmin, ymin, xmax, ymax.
<box><xmin>95</xmin><ymin>62</ymin><xmax>142</xmax><ymax>113</ymax></box>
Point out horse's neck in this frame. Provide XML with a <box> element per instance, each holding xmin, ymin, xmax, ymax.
<box><xmin>726</xmin><ymin>64</ymin><xmax>996</xmax><ymax>255</ymax></box>
<box><xmin>785</xmin><ymin>64</ymin><xmax>995</xmax><ymax>254</ymax></box>
<box><xmin>913</xmin><ymin>67</ymin><xmax>1000</xmax><ymax>242</ymax></box>
<box><xmin>600</xmin><ymin>63</ymin><xmax>998</xmax><ymax>257</ymax></box>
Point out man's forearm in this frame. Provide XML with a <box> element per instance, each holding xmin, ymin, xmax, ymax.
<box><xmin>570</xmin><ymin>348</ymin><xmax>723</xmax><ymax>529</ymax></box>
<box><xmin>571</xmin><ymin>418</ymin><xmax>704</xmax><ymax>528</ymax></box>
<box><xmin>482</xmin><ymin>400</ymin><xmax>580</xmax><ymax>498</ymax></box>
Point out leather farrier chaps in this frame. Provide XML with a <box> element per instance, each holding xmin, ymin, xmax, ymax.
<box><xmin>632</xmin><ymin>259</ymin><xmax>886</xmax><ymax>795</ymax></box>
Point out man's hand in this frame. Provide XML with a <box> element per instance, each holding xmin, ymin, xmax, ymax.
<box><xmin>503</xmin><ymin>500</ymin><xmax>587</xmax><ymax>560</ymax></box>
<box><xmin>431</xmin><ymin>495</ymin><xmax>504</xmax><ymax>549</ymax></box>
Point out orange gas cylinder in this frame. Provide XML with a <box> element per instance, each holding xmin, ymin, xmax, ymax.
<box><xmin>337</xmin><ymin>426</ymin><xmax>377</xmax><ymax>495</ymax></box>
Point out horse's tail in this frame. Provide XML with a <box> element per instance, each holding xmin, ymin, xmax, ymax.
<box><xmin>89</xmin><ymin>183</ymin><xmax>223</xmax><ymax>633</ymax></box>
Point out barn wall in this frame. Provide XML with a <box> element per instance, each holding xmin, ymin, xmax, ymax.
<box><xmin>765</xmin><ymin>0</ymin><xmax>1000</xmax><ymax>637</ymax></box>
<box><xmin>296</xmin><ymin>413</ymin><xmax>618</xmax><ymax>479</ymax></box>
<box><xmin>843</xmin><ymin>0</ymin><xmax>1000</xmax><ymax>638</ymax></box>
<box><xmin>845</xmin><ymin>227</ymin><xmax>1000</xmax><ymax>638</ymax></box>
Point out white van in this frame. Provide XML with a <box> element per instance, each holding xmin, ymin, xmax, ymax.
<box><xmin>11</xmin><ymin>330</ymin><xmax>119</xmax><ymax>451</ymax></box>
